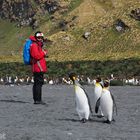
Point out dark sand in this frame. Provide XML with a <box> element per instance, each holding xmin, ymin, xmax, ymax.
<box><xmin>0</xmin><ymin>85</ymin><xmax>140</xmax><ymax>140</ymax></box>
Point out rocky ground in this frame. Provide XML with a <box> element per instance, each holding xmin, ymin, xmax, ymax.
<box><xmin>0</xmin><ymin>85</ymin><xmax>140</xmax><ymax>140</ymax></box>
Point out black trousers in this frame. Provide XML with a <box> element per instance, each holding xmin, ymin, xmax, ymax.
<box><xmin>33</xmin><ymin>72</ymin><xmax>44</xmax><ymax>102</ymax></box>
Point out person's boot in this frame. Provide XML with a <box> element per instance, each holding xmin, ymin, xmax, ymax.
<box><xmin>34</xmin><ymin>100</ymin><xmax>46</xmax><ymax>105</ymax></box>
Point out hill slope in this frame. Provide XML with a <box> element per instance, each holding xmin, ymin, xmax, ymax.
<box><xmin>47</xmin><ymin>0</ymin><xmax>140</xmax><ymax>62</ymax></box>
<box><xmin>0</xmin><ymin>0</ymin><xmax>140</xmax><ymax>62</ymax></box>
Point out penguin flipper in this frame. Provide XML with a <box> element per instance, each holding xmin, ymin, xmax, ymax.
<box><xmin>85</xmin><ymin>90</ymin><xmax>93</xmax><ymax>114</ymax></box>
<box><xmin>81</xmin><ymin>85</ymin><xmax>93</xmax><ymax>114</ymax></box>
<box><xmin>110</xmin><ymin>92</ymin><xmax>118</xmax><ymax>115</ymax></box>
<box><xmin>95</xmin><ymin>97</ymin><xmax>101</xmax><ymax>113</ymax></box>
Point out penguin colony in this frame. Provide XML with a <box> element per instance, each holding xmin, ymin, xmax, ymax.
<box><xmin>69</xmin><ymin>73</ymin><xmax>117</xmax><ymax>124</ymax></box>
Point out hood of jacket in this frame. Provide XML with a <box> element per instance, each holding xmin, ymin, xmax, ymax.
<box><xmin>29</xmin><ymin>35</ymin><xmax>43</xmax><ymax>47</ymax></box>
<box><xmin>29</xmin><ymin>36</ymin><xmax>37</xmax><ymax>42</ymax></box>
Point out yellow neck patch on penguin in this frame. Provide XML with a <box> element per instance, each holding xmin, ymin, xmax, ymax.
<box><xmin>95</xmin><ymin>83</ymin><xmax>101</xmax><ymax>87</ymax></box>
<box><xmin>103</xmin><ymin>87</ymin><xmax>109</xmax><ymax>90</ymax></box>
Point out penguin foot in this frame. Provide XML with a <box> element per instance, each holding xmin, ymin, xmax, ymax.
<box><xmin>81</xmin><ymin>118</ymin><xmax>87</xmax><ymax>123</ymax></box>
<box><xmin>104</xmin><ymin>120</ymin><xmax>111</xmax><ymax>124</ymax></box>
<box><xmin>112</xmin><ymin>118</ymin><xmax>115</xmax><ymax>122</ymax></box>
<box><xmin>97</xmin><ymin>115</ymin><xmax>104</xmax><ymax>118</ymax></box>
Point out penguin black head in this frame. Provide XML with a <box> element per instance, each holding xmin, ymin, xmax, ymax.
<box><xmin>103</xmin><ymin>80</ymin><xmax>110</xmax><ymax>88</ymax></box>
<box><xmin>96</xmin><ymin>77</ymin><xmax>102</xmax><ymax>83</ymax></box>
<box><xmin>68</xmin><ymin>72</ymin><xmax>77</xmax><ymax>83</ymax></box>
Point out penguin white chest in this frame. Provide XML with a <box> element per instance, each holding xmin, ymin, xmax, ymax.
<box><xmin>100</xmin><ymin>89</ymin><xmax>113</xmax><ymax>121</ymax></box>
<box><xmin>74</xmin><ymin>85</ymin><xmax>90</xmax><ymax>120</ymax></box>
<box><xmin>94</xmin><ymin>84</ymin><xmax>102</xmax><ymax>101</ymax></box>
<box><xmin>75</xmin><ymin>86</ymin><xmax>89</xmax><ymax>108</ymax></box>
<box><xmin>94</xmin><ymin>84</ymin><xmax>104</xmax><ymax>116</ymax></box>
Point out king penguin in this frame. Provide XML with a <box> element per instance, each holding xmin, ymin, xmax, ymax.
<box><xmin>93</xmin><ymin>77</ymin><xmax>104</xmax><ymax>117</ymax></box>
<box><xmin>69</xmin><ymin>73</ymin><xmax>92</xmax><ymax>123</ymax></box>
<box><xmin>95</xmin><ymin>80</ymin><xmax>117</xmax><ymax>124</ymax></box>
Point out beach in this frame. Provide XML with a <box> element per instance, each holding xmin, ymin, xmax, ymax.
<box><xmin>0</xmin><ymin>85</ymin><xmax>140</xmax><ymax>140</ymax></box>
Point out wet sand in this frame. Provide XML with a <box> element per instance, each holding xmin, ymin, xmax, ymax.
<box><xmin>0</xmin><ymin>85</ymin><xmax>140</xmax><ymax>140</ymax></box>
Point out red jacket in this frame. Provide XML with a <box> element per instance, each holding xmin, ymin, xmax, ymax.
<box><xmin>29</xmin><ymin>36</ymin><xmax>48</xmax><ymax>73</ymax></box>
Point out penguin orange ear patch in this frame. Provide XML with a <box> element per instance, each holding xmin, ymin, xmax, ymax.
<box><xmin>73</xmin><ymin>76</ymin><xmax>76</xmax><ymax>80</ymax></box>
<box><xmin>68</xmin><ymin>72</ymin><xmax>77</xmax><ymax>80</ymax></box>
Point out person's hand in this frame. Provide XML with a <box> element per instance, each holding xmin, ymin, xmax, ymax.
<box><xmin>43</xmin><ymin>49</ymin><xmax>48</xmax><ymax>56</ymax></box>
<box><xmin>44</xmin><ymin>38</ymin><xmax>53</xmax><ymax>44</ymax></box>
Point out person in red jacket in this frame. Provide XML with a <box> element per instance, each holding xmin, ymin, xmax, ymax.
<box><xmin>29</xmin><ymin>31</ymin><xmax>48</xmax><ymax>104</ymax></box>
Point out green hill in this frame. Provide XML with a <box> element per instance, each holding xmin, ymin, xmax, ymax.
<box><xmin>0</xmin><ymin>0</ymin><xmax>140</xmax><ymax>78</ymax></box>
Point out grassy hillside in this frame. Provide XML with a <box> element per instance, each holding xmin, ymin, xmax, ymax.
<box><xmin>0</xmin><ymin>0</ymin><xmax>140</xmax><ymax>78</ymax></box>
<box><xmin>47</xmin><ymin>0</ymin><xmax>140</xmax><ymax>62</ymax></box>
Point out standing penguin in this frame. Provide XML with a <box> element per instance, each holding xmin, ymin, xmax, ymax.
<box><xmin>95</xmin><ymin>80</ymin><xmax>117</xmax><ymax>124</ymax></box>
<box><xmin>93</xmin><ymin>77</ymin><xmax>104</xmax><ymax>117</ymax></box>
<box><xmin>69</xmin><ymin>73</ymin><xmax>92</xmax><ymax>123</ymax></box>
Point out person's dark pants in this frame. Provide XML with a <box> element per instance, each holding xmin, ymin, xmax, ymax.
<box><xmin>33</xmin><ymin>72</ymin><xmax>44</xmax><ymax>102</ymax></box>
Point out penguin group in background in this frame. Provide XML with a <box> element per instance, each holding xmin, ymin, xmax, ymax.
<box><xmin>95</xmin><ymin>80</ymin><xmax>117</xmax><ymax>124</ymax></box>
<box><xmin>93</xmin><ymin>77</ymin><xmax>104</xmax><ymax>117</ymax></box>
<box><xmin>69</xmin><ymin>73</ymin><xmax>92</xmax><ymax>123</ymax></box>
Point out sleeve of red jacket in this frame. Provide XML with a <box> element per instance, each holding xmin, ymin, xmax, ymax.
<box><xmin>30</xmin><ymin>43</ymin><xmax>45</xmax><ymax>60</ymax></box>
